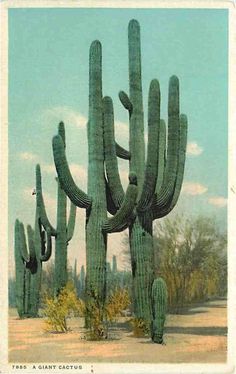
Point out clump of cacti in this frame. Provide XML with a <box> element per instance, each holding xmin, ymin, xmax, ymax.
<box><xmin>14</xmin><ymin>211</ymin><xmax>52</xmax><ymax>317</ymax></box>
<box><xmin>52</xmin><ymin>40</ymin><xmax>138</xmax><ymax>329</ymax></box>
<box><xmin>104</xmin><ymin>19</ymin><xmax>187</xmax><ymax>326</ymax></box>
<box><xmin>151</xmin><ymin>277</ymin><xmax>168</xmax><ymax>344</ymax></box>
<box><xmin>14</xmin><ymin>220</ymin><xmax>36</xmax><ymax>318</ymax></box>
<box><xmin>36</xmin><ymin>122</ymin><xmax>77</xmax><ymax>296</ymax></box>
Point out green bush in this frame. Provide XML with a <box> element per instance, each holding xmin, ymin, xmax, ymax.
<box><xmin>43</xmin><ymin>282</ymin><xmax>85</xmax><ymax>333</ymax></box>
<box><xmin>85</xmin><ymin>287</ymin><xmax>131</xmax><ymax>340</ymax></box>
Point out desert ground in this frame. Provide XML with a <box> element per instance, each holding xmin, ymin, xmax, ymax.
<box><xmin>9</xmin><ymin>298</ymin><xmax>227</xmax><ymax>363</ymax></box>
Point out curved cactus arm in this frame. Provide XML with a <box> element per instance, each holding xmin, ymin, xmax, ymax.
<box><xmin>155</xmin><ymin>119</ymin><xmax>167</xmax><ymax>195</ymax></box>
<box><xmin>36</xmin><ymin>164</ymin><xmax>57</xmax><ymax>236</ymax></box>
<box><xmin>119</xmin><ymin>90</ymin><xmax>133</xmax><ymax>114</ymax></box>
<box><xmin>105</xmin><ymin>176</ymin><xmax>118</xmax><ymax>215</ymax></box>
<box><xmin>103</xmin><ymin>96</ymin><xmax>125</xmax><ymax>210</ymax></box>
<box><xmin>25</xmin><ymin>225</ymin><xmax>36</xmax><ymax>268</ymax></box>
<box><xmin>40</xmin><ymin>228</ymin><xmax>52</xmax><ymax>262</ymax></box>
<box><xmin>102</xmin><ymin>173</ymin><xmax>138</xmax><ymax>233</ymax></box>
<box><xmin>18</xmin><ymin>221</ymin><xmax>30</xmax><ymax>262</ymax></box>
<box><xmin>52</xmin><ymin>134</ymin><xmax>92</xmax><ymax>209</ymax></box>
<box><xmin>115</xmin><ymin>142</ymin><xmax>131</xmax><ymax>160</ymax></box>
<box><xmin>137</xmin><ymin>79</ymin><xmax>160</xmax><ymax>212</ymax></box>
<box><xmin>18</xmin><ymin>222</ymin><xmax>37</xmax><ymax>270</ymax></box>
<box><xmin>153</xmin><ymin>76</ymin><xmax>180</xmax><ymax>209</ymax></box>
<box><xmin>66</xmin><ymin>202</ymin><xmax>77</xmax><ymax>242</ymax></box>
<box><xmin>58</xmin><ymin>121</ymin><xmax>66</xmax><ymax>146</ymax></box>
<box><xmin>153</xmin><ymin>114</ymin><xmax>188</xmax><ymax>219</ymax></box>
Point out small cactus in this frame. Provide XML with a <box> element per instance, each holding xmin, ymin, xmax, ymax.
<box><xmin>151</xmin><ymin>277</ymin><xmax>168</xmax><ymax>344</ymax></box>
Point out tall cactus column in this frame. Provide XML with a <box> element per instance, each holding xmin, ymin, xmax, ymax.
<box><xmin>36</xmin><ymin>124</ymin><xmax>76</xmax><ymax>296</ymax></box>
<box><xmin>104</xmin><ymin>20</ymin><xmax>188</xmax><ymax>327</ymax></box>
<box><xmin>52</xmin><ymin>40</ymin><xmax>138</xmax><ymax>328</ymax></box>
<box><xmin>28</xmin><ymin>205</ymin><xmax>52</xmax><ymax>317</ymax></box>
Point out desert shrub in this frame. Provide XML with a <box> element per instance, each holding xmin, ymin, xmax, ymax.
<box><xmin>105</xmin><ymin>288</ymin><xmax>130</xmax><ymax>322</ymax></box>
<box><xmin>43</xmin><ymin>282</ymin><xmax>85</xmax><ymax>333</ymax></box>
<box><xmin>85</xmin><ymin>287</ymin><xmax>131</xmax><ymax>340</ymax></box>
<box><xmin>129</xmin><ymin>318</ymin><xmax>150</xmax><ymax>337</ymax></box>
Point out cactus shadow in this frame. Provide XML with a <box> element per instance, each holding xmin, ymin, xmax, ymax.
<box><xmin>165</xmin><ymin>326</ymin><xmax>227</xmax><ymax>336</ymax></box>
<box><xmin>112</xmin><ymin>321</ymin><xmax>133</xmax><ymax>332</ymax></box>
<box><xmin>168</xmin><ymin>309</ymin><xmax>207</xmax><ymax>316</ymax></box>
<box><xmin>202</xmin><ymin>304</ymin><xmax>227</xmax><ymax>309</ymax></box>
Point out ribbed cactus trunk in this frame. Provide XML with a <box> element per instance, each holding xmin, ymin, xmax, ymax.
<box><xmin>28</xmin><ymin>212</ymin><xmax>42</xmax><ymax>317</ymax></box>
<box><xmin>14</xmin><ymin>220</ymin><xmax>27</xmax><ymax>318</ymax></box>
<box><xmin>54</xmin><ymin>180</ymin><xmax>68</xmax><ymax>295</ymax></box>
<box><xmin>129</xmin><ymin>213</ymin><xmax>154</xmax><ymax>323</ymax></box>
<box><xmin>128</xmin><ymin>20</ymin><xmax>154</xmax><ymax>324</ymax></box>
<box><xmin>85</xmin><ymin>40</ymin><xmax>107</xmax><ymax>321</ymax></box>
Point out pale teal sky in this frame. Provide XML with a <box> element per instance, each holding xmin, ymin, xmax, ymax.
<box><xmin>8</xmin><ymin>8</ymin><xmax>228</xmax><ymax>275</ymax></box>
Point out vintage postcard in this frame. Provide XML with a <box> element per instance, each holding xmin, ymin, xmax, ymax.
<box><xmin>1</xmin><ymin>1</ymin><xmax>236</xmax><ymax>373</ymax></box>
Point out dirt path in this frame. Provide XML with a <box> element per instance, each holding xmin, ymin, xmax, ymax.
<box><xmin>9</xmin><ymin>299</ymin><xmax>227</xmax><ymax>363</ymax></box>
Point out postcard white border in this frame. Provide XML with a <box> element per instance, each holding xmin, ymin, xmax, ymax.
<box><xmin>1</xmin><ymin>1</ymin><xmax>235</xmax><ymax>373</ymax></box>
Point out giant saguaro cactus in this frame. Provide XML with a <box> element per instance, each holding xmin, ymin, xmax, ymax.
<box><xmin>36</xmin><ymin>125</ymin><xmax>77</xmax><ymax>296</ymax></box>
<box><xmin>104</xmin><ymin>20</ymin><xmax>187</xmax><ymax>326</ymax></box>
<box><xmin>52</xmin><ymin>40</ymin><xmax>138</xmax><ymax>327</ymax></box>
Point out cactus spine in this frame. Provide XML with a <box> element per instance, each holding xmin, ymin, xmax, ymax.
<box><xmin>151</xmin><ymin>277</ymin><xmax>168</xmax><ymax>344</ymax></box>
<box><xmin>52</xmin><ymin>40</ymin><xmax>138</xmax><ymax>327</ymax></box>
<box><xmin>36</xmin><ymin>122</ymin><xmax>77</xmax><ymax>296</ymax></box>
<box><xmin>104</xmin><ymin>20</ymin><xmax>187</xmax><ymax>325</ymax></box>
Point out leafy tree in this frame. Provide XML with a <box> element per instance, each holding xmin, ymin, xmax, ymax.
<box><xmin>153</xmin><ymin>215</ymin><xmax>227</xmax><ymax>312</ymax></box>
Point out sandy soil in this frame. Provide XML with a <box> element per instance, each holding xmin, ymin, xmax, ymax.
<box><xmin>8</xmin><ymin>299</ymin><xmax>227</xmax><ymax>363</ymax></box>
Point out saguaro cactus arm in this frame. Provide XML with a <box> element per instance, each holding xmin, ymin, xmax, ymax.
<box><xmin>40</xmin><ymin>228</ymin><xmax>52</xmax><ymax>262</ymax></box>
<box><xmin>105</xmin><ymin>176</ymin><xmax>118</xmax><ymax>215</ymax></box>
<box><xmin>66</xmin><ymin>202</ymin><xmax>77</xmax><ymax>242</ymax></box>
<box><xmin>115</xmin><ymin>142</ymin><xmax>131</xmax><ymax>160</ymax></box>
<box><xmin>36</xmin><ymin>164</ymin><xmax>57</xmax><ymax>236</ymax></box>
<box><xmin>102</xmin><ymin>173</ymin><xmax>138</xmax><ymax>233</ymax></box>
<box><xmin>103</xmin><ymin>96</ymin><xmax>125</xmax><ymax>210</ymax></box>
<box><xmin>137</xmin><ymin>79</ymin><xmax>160</xmax><ymax>212</ymax></box>
<box><xmin>153</xmin><ymin>114</ymin><xmax>188</xmax><ymax>219</ymax></box>
<box><xmin>151</xmin><ymin>76</ymin><xmax>181</xmax><ymax>209</ymax></box>
<box><xmin>119</xmin><ymin>90</ymin><xmax>133</xmax><ymax>114</ymax></box>
<box><xmin>155</xmin><ymin>119</ymin><xmax>166</xmax><ymax>195</ymax></box>
<box><xmin>18</xmin><ymin>222</ymin><xmax>36</xmax><ymax>266</ymax></box>
<box><xmin>25</xmin><ymin>225</ymin><xmax>36</xmax><ymax>269</ymax></box>
<box><xmin>52</xmin><ymin>134</ymin><xmax>92</xmax><ymax>209</ymax></box>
